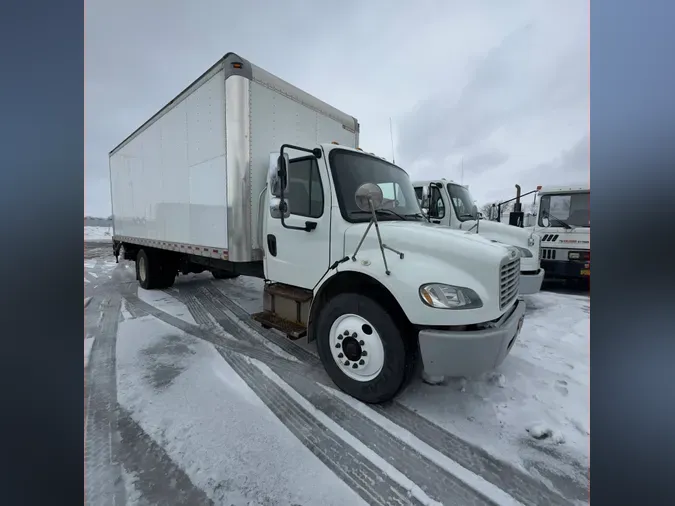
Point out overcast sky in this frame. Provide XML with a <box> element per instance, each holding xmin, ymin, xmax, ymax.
<box><xmin>85</xmin><ymin>0</ymin><xmax>588</xmax><ymax>217</ymax></box>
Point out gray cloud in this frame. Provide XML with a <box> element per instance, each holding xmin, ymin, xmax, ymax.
<box><xmin>85</xmin><ymin>0</ymin><xmax>588</xmax><ymax>217</ymax></box>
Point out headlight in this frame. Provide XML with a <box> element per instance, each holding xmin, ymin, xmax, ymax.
<box><xmin>419</xmin><ymin>283</ymin><xmax>483</xmax><ymax>310</ymax></box>
<box><xmin>514</xmin><ymin>246</ymin><xmax>533</xmax><ymax>258</ymax></box>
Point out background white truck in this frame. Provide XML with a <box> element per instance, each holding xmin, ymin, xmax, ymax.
<box><xmin>527</xmin><ymin>184</ymin><xmax>590</xmax><ymax>282</ymax></box>
<box><xmin>109</xmin><ymin>52</ymin><xmax>526</xmax><ymax>403</ymax></box>
<box><xmin>412</xmin><ymin>179</ymin><xmax>544</xmax><ymax>295</ymax></box>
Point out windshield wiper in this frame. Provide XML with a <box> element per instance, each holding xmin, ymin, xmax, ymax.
<box><xmin>544</xmin><ymin>211</ymin><xmax>574</xmax><ymax>230</ymax></box>
<box><xmin>351</xmin><ymin>209</ymin><xmax>407</xmax><ymax>221</ymax></box>
<box><xmin>459</xmin><ymin>213</ymin><xmax>478</xmax><ymax>220</ymax></box>
<box><xmin>403</xmin><ymin>212</ymin><xmax>429</xmax><ymax>222</ymax></box>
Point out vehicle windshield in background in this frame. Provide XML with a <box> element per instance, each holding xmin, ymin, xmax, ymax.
<box><xmin>538</xmin><ymin>192</ymin><xmax>590</xmax><ymax>228</ymax></box>
<box><xmin>329</xmin><ymin>149</ymin><xmax>424</xmax><ymax>222</ymax></box>
<box><xmin>447</xmin><ymin>183</ymin><xmax>477</xmax><ymax>221</ymax></box>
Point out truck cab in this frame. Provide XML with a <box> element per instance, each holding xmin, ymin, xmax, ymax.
<box><xmin>260</xmin><ymin>146</ymin><xmax>526</xmax><ymax>402</ymax></box>
<box><xmin>412</xmin><ymin>179</ymin><xmax>544</xmax><ymax>295</ymax></box>
<box><xmin>528</xmin><ymin>184</ymin><xmax>590</xmax><ymax>281</ymax></box>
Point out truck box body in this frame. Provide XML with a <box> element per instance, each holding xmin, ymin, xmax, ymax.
<box><xmin>109</xmin><ymin>53</ymin><xmax>359</xmax><ymax>263</ymax></box>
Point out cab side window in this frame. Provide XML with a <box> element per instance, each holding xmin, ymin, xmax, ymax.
<box><xmin>287</xmin><ymin>157</ymin><xmax>324</xmax><ymax>218</ymax></box>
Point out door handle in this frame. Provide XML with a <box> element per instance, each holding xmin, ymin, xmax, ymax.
<box><xmin>432</xmin><ymin>220</ymin><xmax>441</xmax><ymax>224</ymax></box>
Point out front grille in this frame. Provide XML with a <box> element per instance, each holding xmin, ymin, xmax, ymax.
<box><xmin>541</xmin><ymin>248</ymin><xmax>556</xmax><ymax>260</ymax></box>
<box><xmin>500</xmin><ymin>257</ymin><xmax>520</xmax><ymax>310</ymax></box>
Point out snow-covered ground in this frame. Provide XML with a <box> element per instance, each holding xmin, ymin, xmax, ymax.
<box><xmin>85</xmin><ymin>253</ymin><xmax>589</xmax><ymax>505</ymax></box>
<box><xmin>398</xmin><ymin>291</ymin><xmax>589</xmax><ymax>494</ymax></box>
<box><xmin>85</xmin><ymin>225</ymin><xmax>112</xmax><ymax>242</ymax></box>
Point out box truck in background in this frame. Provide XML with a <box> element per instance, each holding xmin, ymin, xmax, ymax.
<box><xmin>109</xmin><ymin>52</ymin><xmax>526</xmax><ymax>403</ymax></box>
<box><xmin>412</xmin><ymin>179</ymin><xmax>544</xmax><ymax>295</ymax></box>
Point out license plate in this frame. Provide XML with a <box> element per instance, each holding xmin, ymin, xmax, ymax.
<box><xmin>580</xmin><ymin>269</ymin><xmax>590</xmax><ymax>276</ymax></box>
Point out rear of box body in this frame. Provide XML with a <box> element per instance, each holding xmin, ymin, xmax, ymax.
<box><xmin>109</xmin><ymin>53</ymin><xmax>359</xmax><ymax>263</ymax></box>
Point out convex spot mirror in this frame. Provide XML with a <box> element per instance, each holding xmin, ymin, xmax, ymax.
<box><xmin>355</xmin><ymin>183</ymin><xmax>384</xmax><ymax>212</ymax></box>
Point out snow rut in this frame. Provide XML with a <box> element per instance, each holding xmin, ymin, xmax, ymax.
<box><xmin>223</xmin><ymin>351</ymin><xmax>419</xmax><ymax>506</ymax></box>
<box><xmin>85</xmin><ymin>295</ymin><xmax>126</xmax><ymax>506</ymax></box>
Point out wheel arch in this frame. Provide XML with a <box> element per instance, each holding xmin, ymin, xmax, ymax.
<box><xmin>307</xmin><ymin>270</ymin><xmax>414</xmax><ymax>343</ymax></box>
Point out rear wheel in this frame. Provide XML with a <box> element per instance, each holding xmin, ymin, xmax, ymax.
<box><xmin>136</xmin><ymin>249</ymin><xmax>175</xmax><ymax>289</ymax></box>
<box><xmin>315</xmin><ymin>293</ymin><xmax>415</xmax><ymax>404</ymax></box>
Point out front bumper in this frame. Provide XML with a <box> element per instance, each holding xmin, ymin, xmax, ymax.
<box><xmin>418</xmin><ymin>299</ymin><xmax>527</xmax><ymax>377</ymax></box>
<box><xmin>541</xmin><ymin>259</ymin><xmax>590</xmax><ymax>280</ymax></box>
<box><xmin>519</xmin><ymin>268</ymin><xmax>545</xmax><ymax>295</ymax></box>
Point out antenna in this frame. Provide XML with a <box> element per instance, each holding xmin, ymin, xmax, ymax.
<box><xmin>389</xmin><ymin>117</ymin><xmax>395</xmax><ymax>164</ymax></box>
<box><xmin>461</xmin><ymin>157</ymin><xmax>464</xmax><ymax>184</ymax></box>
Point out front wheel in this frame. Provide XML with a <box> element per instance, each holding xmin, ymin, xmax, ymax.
<box><xmin>315</xmin><ymin>293</ymin><xmax>416</xmax><ymax>404</ymax></box>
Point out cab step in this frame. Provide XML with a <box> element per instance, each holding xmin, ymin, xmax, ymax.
<box><xmin>251</xmin><ymin>311</ymin><xmax>307</xmax><ymax>340</ymax></box>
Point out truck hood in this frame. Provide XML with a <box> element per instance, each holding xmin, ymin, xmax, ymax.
<box><xmin>343</xmin><ymin>220</ymin><xmax>510</xmax><ymax>266</ymax></box>
<box><xmin>456</xmin><ymin>218</ymin><xmax>535</xmax><ymax>249</ymax></box>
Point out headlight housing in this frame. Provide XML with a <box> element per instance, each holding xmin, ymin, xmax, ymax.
<box><xmin>419</xmin><ymin>283</ymin><xmax>483</xmax><ymax>310</ymax></box>
<box><xmin>514</xmin><ymin>246</ymin><xmax>533</xmax><ymax>258</ymax></box>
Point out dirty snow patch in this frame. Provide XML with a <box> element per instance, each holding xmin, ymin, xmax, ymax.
<box><xmin>137</xmin><ymin>288</ymin><xmax>196</xmax><ymax>325</ymax></box>
<box><xmin>526</xmin><ymin>423</ymin><xmax>566</xmax><ymax>444</ymax></box>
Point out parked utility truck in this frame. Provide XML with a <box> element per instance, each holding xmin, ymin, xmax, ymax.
<box><xmin>528</xmin><ymin>184</ymin><xmax>590</xmax><ymax>281</ymax></box>
<box><xmin>412</xmin><ymin>179</ymin><xmax>544</xmax><ymax>295</ymax></box>
<box><xmin>109</xmin><ymin>53</ymin><xmax>526</xmax><ymax>403</ymax></box>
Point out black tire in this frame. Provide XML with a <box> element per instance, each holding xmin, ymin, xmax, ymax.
<box><xmin>314</xmin><ymin>293</ymin><xmax>416</xmax><ymax>404</ymax></box>
<box><xmin>212</xmin><ymin>270</ymin><xmax>239</xmax><ymax>280</ymax></box>
<box><xmin>136</xmin><ymin>249</ymin><xmax>157</xmax><ymax>289</ymax></box>
<box><xmin>136</xmin><ymin>249</ymin><xmax>175</xmax><ymax>289</ymax></box>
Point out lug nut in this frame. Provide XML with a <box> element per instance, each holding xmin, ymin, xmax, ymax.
<box><xmin>362</xmin><ymin>351</ymin><xmax>368</xmax><ymax>356</ymax></box>
<box><xmin>352</xmin><ymin>363</ymin><xmax>358</xmax><ymax>369</ymax></box>
<box><xmin>338</xmin><ymin>353</ymin><xmax>343</xmax><ymax>359</ymax></box>
<box><xmin>338</xmin><ymin>335</ymin><xmax>343</xmax><ymax>340</ymax></box>
<box><xmin>343</xmin><ymin>330</ymin><xmax>350</xmax><ymax>336</ymax></box>
<box><xmin>344</xmin><ymin>360</ymin><xmax>350</xmax><ymax>366</ymax></box>
<box><xmin>359</xmin><ymin>340</ymin><xmax>365</xmax><ymax>346</ymax></box>
<box><xmin>352</xmin><ymin>332</ymin><xmax>357</xmax><ymax>338</ymax></box>
<box><xmin>359</xmin><ymin>359</ymin><xmax>365</xmax><ymax>365</ymax></box>
<box><xmin>335</xmin><ymin>343</ymin><xmax>341</xmax><ymax>348</ymax></box>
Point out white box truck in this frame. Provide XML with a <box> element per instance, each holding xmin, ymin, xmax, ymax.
<box><xmin>412</xmin><ymin>179</ymin><xmax>545</xmax><ymax>295</ymax></box>
<box><xmin>109</xmin><ymin>52</ymin><xmax>526</xmax><ymax>403</ymax></box>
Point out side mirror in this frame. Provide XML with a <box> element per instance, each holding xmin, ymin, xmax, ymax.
<box><xmin>269</xmin><ymin>196</ymin><xmax>291</xmax><ymax>219</ymax></box>
<box><xmin>420</xmin><ymin>186</ymin><xmax>431</xmax><ymax>214</ymax></box>
<box><xmin>354</xmin><ymin>183</ymin><xmax>384</xmax><ymax>212</ymax></box>
<box><xmin>472</xmin><ymin>204</ymin><xmax>479</xmax><ymax>219</ymax></box>
<box><xmin>268</xmin><ymin>152</ymin><xmax>290</xmax><ymax>198</ymax></box>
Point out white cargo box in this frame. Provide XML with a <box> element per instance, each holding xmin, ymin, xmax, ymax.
<box><xmin>109</xmin><ymin>52</ymin><xmax>359</xmax><ymax>263</ymax></box>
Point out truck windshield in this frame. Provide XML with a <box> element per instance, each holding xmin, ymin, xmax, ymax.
<box><xmin>329</xmin><ymin>149</ymin><xmax>424</xmax><ymax>223</ymax></box>
<box><xmin>447</xmin><ymin>183</ymin><xmax>477</xmax><ymax>221</ymax></box>
<box><xmin>538</xmin><ymin>191</ymin><xmax>590</xmax><ymax>228</ymax></box>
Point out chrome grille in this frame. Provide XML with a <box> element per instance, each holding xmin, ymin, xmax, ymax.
<box><xmin>500</xmin><ymin>257</ymin><xmax>520</xmax><ymax>309</ymax></box>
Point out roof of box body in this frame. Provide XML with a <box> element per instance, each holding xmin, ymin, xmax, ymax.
<box><xmin>109</xmin><ymin>52</ymin><xmax>360</xmax><ymax>156</ymax></box>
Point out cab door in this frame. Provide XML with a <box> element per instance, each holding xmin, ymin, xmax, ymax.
<box><xmin>263</xmin><ymin>155</ymin><xmax>331</xmax><ymax>289</ymax></box>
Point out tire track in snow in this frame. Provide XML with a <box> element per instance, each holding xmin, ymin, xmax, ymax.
<box><xmin>85</xmin><ymin>294</ymin><xmax>126</xmax><ymax>506</ymax></box>
<box><xmin>222</xmin><ymin>351</ymin><xmax>420</xmax><ymax>506</ymax></box>
<box><xmin>117</xmin><ymin>406</ymin><xmax>214</xmax><ymax>505</ymax></box>
<box><xmin>204</xmin><ymin>282</ymin><xmax>318</xmax><ymax>364</ymax></box>
<box><xmin>272</xmin><ymin>364</ymin><xmax>500</xmax><ymax>506</ymax></box>
<box><xmin>122</xmin><ymin>294</ymin><xmax>321</xmax><ymax>382</ymax></box>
